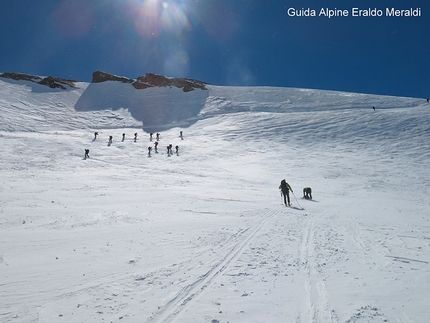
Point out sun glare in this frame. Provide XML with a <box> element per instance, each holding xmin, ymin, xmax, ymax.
<box><xmin>128</xmin><ymin>0</ymin><xmax>191</xmax><ymax>37</ymax></box>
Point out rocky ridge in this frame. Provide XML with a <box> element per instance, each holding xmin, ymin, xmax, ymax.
<box><xmin>0</xmin><ymin>72</ymin><xmax>77</xmax><ymax>90</ymax></box>
<box><xmin>92</xmin><ymin>71</ymin><xmax>207</xmax><ymax>92</ymax></box>
<box><xmin>0</xmin><ymin>71</ymin><xmax>208</xmax><ymax>92</ymax></box>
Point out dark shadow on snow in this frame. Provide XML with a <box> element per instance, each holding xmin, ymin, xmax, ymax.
<box><xmin>74</xmin><ymin>82</ymin><xmax>209</xmax><ymax>133</ymax></box>
<box><xmin>302</xmin><ymin>198</ymin><xmax>319</xmax><ymax>203</ymax></box>
<box><xmin>289</xmin><ymin>206</ymin><xmax>305</xmax><ymax>210</ymax></box>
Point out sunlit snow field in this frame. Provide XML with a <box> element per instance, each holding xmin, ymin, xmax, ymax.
<box><xmin>1</xmin><ymin>78</ymin><xmax>429</xmax><ymax>322</ymax></box>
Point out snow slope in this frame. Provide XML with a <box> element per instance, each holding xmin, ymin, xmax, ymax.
<box><xmin>1</xmin><ymin>77</ymin><xmax>430</xmax><ymax>323</ymax></box>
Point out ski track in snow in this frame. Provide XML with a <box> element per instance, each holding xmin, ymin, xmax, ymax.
<box><xmin>297</xmin><ymin>219</ymin><xmax>335</xmax><ymax>323</ymax></box>
<box><xmin>145</xmin><ymin>209</ymin><xmax>279</xmax><ymax>323</ymax></box>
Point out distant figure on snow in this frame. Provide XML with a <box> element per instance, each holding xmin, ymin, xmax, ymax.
<box><xmin>134</xmin><ymin>133</ymin><xmax>138</xmax><ymax>141</ymax></box>
<box><xmin>279</xmin><ymin>179</ymin><xmax>293</xmax><ymax>206</ymax></box>
<box><xmin>372</xmin><ymin>106</ymin><xmax>375</xmax><ymax>111</ymax></box>
<box><xmin>303</xmin><ymin>187</ymin><xmax>312</xmax><ymax>200</ymax></box>
<box><xmin>168</xmin><ymin>144</ymin><xmax>173</xmax><ymax>154</ymax></box>
<box><xmin>109</xmin><ymin>136</ymin><xmax>113</xmax><ymax>144</ymax></box>
<box><xmin>180</xmin><ymin>131</ymin><xmax>183</xmax><ymax>138</ymax></box>
<box><xmin>148</xmin><ymin>146</ymin><xmax>152</xmax><ymax>155</ymax></box>
<box><xmin>175</xmin><ymin>145</ymin><xmax>179</xmax><ymax>154</ymax></box>
<box><xmin>122</xmin><ymin>133</ymin><xmax>126</xmax><ymax>141</ymax></box>
<box><xmin>427</xmin><ymin>98</ymin><xmax>429</xmax><ymax>103</ymax></box>
<box><xmin>94</xmin><ymin>132</ymin><xmax>98</xmax><ymax>140</ymax></box>
<box><xmin>150</xmin><ymin>133</ymin><xmax>153</xmax><ymax>140</ymax></box>
<box><xmin>156</xmin><ymin>133</ymin><xmax>160</xmax><ymax>140</ymax></box>
<box><xmin>84</xmin><ymin>149</ymin><xmax>90</xmax><ymax>159</ymax></box>
<box><xmin>154</xmin><ymin>141</ymin><xmax>159</xmax><ymax>151</ymax></box>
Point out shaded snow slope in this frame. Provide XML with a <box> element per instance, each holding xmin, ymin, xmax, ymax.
<box><xmin>1</xmin><ymin>76</ymin><xmax>430</xmax><ymax>323</ymax></box>
<box><xmin>75</xmin><ymin>81</ymin><xmax>208</xmax><ymax>132</ymax></box>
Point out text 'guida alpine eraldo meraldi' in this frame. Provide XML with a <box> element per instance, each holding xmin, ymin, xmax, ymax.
<box><xmin>286</xmin><ymin>7</ymin><xmax>422</xmax><ymax>18</ymax></box>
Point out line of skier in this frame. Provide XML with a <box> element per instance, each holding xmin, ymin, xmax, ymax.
<box><xmin>86</xmin><ymin>130</ymin><xmax>183</xmax><ymax>159</ymax></box>
<box><xmin>147</xmin><ymin>143</ymin><xmax>179</xmax><ymax>156</ymax></box>
<box><xmin>94</xmin><ymin>132</ymin><xmax>140</xmax><ymax>143</ymax></box>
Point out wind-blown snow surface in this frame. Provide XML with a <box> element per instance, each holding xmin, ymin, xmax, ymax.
<box><xmin>1</xmin><ymin>77</ymin><xmax>430</xmax><ymax>323</ymax></box>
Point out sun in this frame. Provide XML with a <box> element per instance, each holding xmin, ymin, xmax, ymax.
<box><xmin>127</xmin><ymin>0</ymin><xmax>192</xmax><ymax>37</ymax></box>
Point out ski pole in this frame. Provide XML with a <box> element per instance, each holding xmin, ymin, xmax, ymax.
<box><xmin>292</xmin><ymin>192</ymin><xmax>303</xmax><ymax>209</ymax></box>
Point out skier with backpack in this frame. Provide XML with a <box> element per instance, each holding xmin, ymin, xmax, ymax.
<box><xmin>279</xmin><ymin>179</ymin><xmax>293</xmax><ymax>206</ymax></box>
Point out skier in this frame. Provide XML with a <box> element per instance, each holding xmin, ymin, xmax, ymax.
<box><xmin>154</xmin><ymin>141</ymin><xmax>159</xmax><ymax>151</ymax></box>
<box><xmin>148</xmin><ymin>146</ymin><xmax>152</xmax><ymax>155</ymax></box>
<box><xmin>175</xmin><ymin>145</ymin><xmax>179</xmax><ymax>154</ymax></box>
<box><xmin>303</xmin><ymin>187</ymin><xmax>312</xmax><ymax>200</ymax></box>
<box><xmin>156</xmin><ymin>133</ymin><xmax>160</xmax><ymax>140</ymax></box>
<box><xmin>108</xmin><ymin>136</ymin><xmax>113</xmax><ymax>144</ymax></box>
<box><xmin>150</xmin><ymin>133</ymin><xmax>153</xmax><ymax>140</ymax></box>
<box><xmin>180</xmin><ymin>131</ymin><xmax>183</xmax><ymax>138</ymax></box>
<box><xmin>84</xmin><ymin>149</ymin><xmax>90</xmax><ymax>159</ymax></box>
<box><xmin>122</xmin><ymin>133</ymin><xmax>126</xmax><ymax>141</ymax></box>
<box><xmin>93</xmin><ymin>132</ymin><xmax>98</xmax><ymax>140</ymax></box>
<box><xmin>168</xmin><ymin>144</ymin><xmax>173</xmax><ymax>154</ymax></box>
<box><xmin>279</xmin><ymin>179</ymin><xmax>293</xmax><ymax>206</ymax></box>
<box><xmin>373</xmin><ymin>106</ymin><xmax>375</xmax><ymax>111</ymax></box>
<box><xmin>134</xmin><ymin>133</ymin><xmax>138</xmax><ymax>141</ymax></box>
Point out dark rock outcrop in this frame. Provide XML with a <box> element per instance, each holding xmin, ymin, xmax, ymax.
<box><xmin>38</xmin><ymin>76</ymin><xmax>77</xmax><ymax>89</ymax></box>
<box><xmin>91</xmin><ymin>71</ymin><xmax>134</xmax><ymax>84</ymax></box>
<box><xmin>91</xmin><ymin>71</ymin><xmax>207</xmax><ymax>92</ymax></box>
<box><xmin>135</xmin><ymin>73</ymin><xmax>207</xmax><ymax>92</ymax></box>
<box><xmin>0</xmin><ymin>72</ymin><xmax>77</xmax><ymax>90</ymax></box>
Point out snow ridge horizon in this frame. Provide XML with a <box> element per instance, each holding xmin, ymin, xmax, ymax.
<box><xmin>0</xmin><ymin>74</ymin><xmax>424</xmax><ymax>133</ymax></box>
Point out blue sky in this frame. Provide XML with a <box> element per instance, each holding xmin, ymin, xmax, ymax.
<box><xmin>1</xmin><ymin>0</ymin><xmax>429</xmax><ymax>98</ymax></box>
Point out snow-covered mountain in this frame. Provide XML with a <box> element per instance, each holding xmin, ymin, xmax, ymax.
<box><xmin>1</xmin><ymin>73</ymin><xmax>429</xmax><ymax>323</ymax></box>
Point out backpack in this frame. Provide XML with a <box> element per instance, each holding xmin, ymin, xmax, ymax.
<box><xmin>280</xmin><ymin>180</ymin><xmax>288</xmax><ymax>192</ymax></box>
